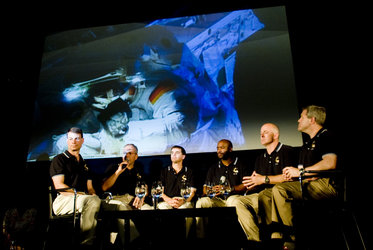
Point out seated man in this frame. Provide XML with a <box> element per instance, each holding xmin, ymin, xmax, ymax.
<box><xmin>195</xmin><ymin>139</ymin><xmax>248</xmax><ymax>238</ymax></box>
<box><xmin>50</xmin><ymin>127</ymin><xmax>101</xmax><ymax>247</ymax></box>
<box><xmin>271</xmin><ymin>105</ymin><xmax>338</xmax><ymax>248</ymax></box>
<box><xmin>101</xmin><ymin>143</ymin><xmax>152</xmax><ymax>246</ymax></box>
<box><xmin>158</xmin><ymin>145</ymin><xmax>197</xmax><ymax>237</ymax></box>
<box><xmin>231</xmin><ymin>123</ymin><xmax>295</xmax><ymax>242</ymax></box>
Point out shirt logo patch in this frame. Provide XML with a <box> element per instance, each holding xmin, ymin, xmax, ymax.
<box><xmin>182</xmin><ymin>175</ymin><xmax>187</xmax><ymax>182</ymax></box>
<box><xmin>233</xmin><ymin>167</ymin><xmax>239</xmax><ymax>175</ymax></box>
<box><xmin>275</xmin><ymin>156</ymin><xmax>280</xmax><ymax>165</ymax></box>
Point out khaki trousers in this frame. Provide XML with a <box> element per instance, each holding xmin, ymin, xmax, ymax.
<box><xmin>53</xmin><ymin>194</ymin><xmax>101</xmax><ymax>245</ymax></box>
<box><xmin>226</xmin><ymin>193</ymin><xmax>260</xmax><ymax>242</ymax></box>
<box><xmin>271</xmin><ymin>178</ymin><xmax>337</xmax><ymax>230</ymax></box>
<box><xmin>258</xmin><ymin>187</ymin><xmax>275</xmax><ymax>226</ymax></box>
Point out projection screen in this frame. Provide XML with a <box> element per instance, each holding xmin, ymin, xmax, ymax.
<box><xmin>27</xmin><ymin>6</ymin><xmax>302</xmax><ymax>161</ymax></box>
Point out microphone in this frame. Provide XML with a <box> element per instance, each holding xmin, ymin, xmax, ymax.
<box><xmin>122</xmin><ymin>150</ymin><xmax>129</xmax><ymax>163</ymax></box>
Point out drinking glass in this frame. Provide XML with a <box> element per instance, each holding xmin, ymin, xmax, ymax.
<box><xmin>151</xmin><ymin>181</ymin><xmax>163</xmax><ymax>209</ymax></box>
<box><xmin>180</xmin><ymin>182</ymin><xmax>192</xmax><ymax>200</ymax></box>
<box><xmin>222</xmin><ymin>180</ymin><xmax>232</xmax><ymax>199</ymax></box>
<box><xmin>135</xmin><ymin>181</ymin><xmax>146</xmax><ymax>199</ymax></box>
<box><xmin>206</xmin><ymin>182</ymin><xmax>215</xmax><ymax>198</ymax></box>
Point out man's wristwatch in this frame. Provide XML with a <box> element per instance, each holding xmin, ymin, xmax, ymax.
<box><xmin>264</xmin><ymin>176</ymin><xmax>270</xmax><ymax>184</ymax></box>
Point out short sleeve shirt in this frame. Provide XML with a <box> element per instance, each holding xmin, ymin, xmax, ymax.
<box><xmin>50</xmin><ymin>150</ymin><xmax>90</xmax><ymax>193</ymax></box>
<box><xmin>103</xmin><ymin>163</ymin><xmax>144</xmax><ymax>196</ymax></box>
<box><xmin>254</xmin><ymin>143</ymin><xmax>296</xmax><ymax>189</ymax></box>
<box><xmin>299</xmin><ymin>128</ymin><xmax>337</xmax><ymax>168</ymax></box>
<box><xmin>204</xmin><ymin>157</ymin><xmax>248</xmax><ymax>195</ymax></box>
<box><xmin>160</xmin><ymin>166</ymin><xmax>195</xmax><ymax>198</ymax></box>
<box><xmin>255</xmin><ymin>143</ymin><xmax>296</xmax><ymax>176</ymax></box>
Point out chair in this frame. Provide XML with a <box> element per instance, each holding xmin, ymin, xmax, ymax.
<box><xmin>43</xmin><ymin>186</ymin><xmax>81</xmax><ymax>250</ymax></box>
<box><xmin>297</xmin><ymin>169</ymin><xmax>366</xmax><ymax>250</ymax></box>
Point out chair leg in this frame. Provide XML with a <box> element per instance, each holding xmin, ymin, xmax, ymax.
<box><xmin>340</xmin><ymin>208</ymin><xmax>367</xmax><ymax>250</ymax></box>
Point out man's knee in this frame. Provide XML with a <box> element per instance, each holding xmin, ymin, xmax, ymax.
<box><xmin>226</xmin><ymin>195</ymin><xmax>242</xmax><ymax>207</ymax></box>
<box><xmin>272</xmin><ymin>184</ymin><xmax>286</xmax><ymax>198</ymax></box>
<box><xmin>196</xmin><ymin>197</ymin><xmax>211</xmax><ymax>208</ymax></box>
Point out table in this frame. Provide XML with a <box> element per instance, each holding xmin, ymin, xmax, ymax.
<box><xmin>100</xmin><ymin>207</ymin><xmax>245</xmax><ymax>249</ymax></box>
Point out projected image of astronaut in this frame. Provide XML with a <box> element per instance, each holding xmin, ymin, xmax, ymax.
<box><xmin>29</xmin><ymin>9</ymin><xmax>266</xmax><ymax>160</ymax></box>
<box><xmin>54</xmin><ymin>66</ymin><xmax>198</xmax><ymax>157</ymax></box>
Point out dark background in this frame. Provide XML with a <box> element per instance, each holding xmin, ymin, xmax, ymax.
<box><xmin>2</xmin><ymin>0</ymin><xmax>368</xmax><ymax>248</ymax></box>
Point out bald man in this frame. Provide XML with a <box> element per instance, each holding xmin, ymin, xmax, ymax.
<box><xmin>228</xmin><ymin>123</ymin><xmax>296</xmax><ymax>242</ymax></box>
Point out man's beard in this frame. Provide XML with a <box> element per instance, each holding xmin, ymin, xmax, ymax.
<box><xmin>219</xmin><ymin>151</ymin><xmax>232</xmax><ymax>160</ymax></box>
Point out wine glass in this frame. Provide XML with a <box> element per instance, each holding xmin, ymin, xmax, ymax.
<box><xmin>206</xmin><ymin>182</ymin><xmax>215</xmax><ymax>198</ymax></box>
<box><xmin>180</xmin><ymin>182</ymin><xmax>192</xmax><ymax>200</ymax></box>
<box><xmin>135</xmin><ymin>181</ymin><xmax>146</xmax><ymax>199</ymax></box>
<box><xmin>151</xmin><ymin>181</ymin><xmax>163</xmax><ymax>209</ymax></box>
<box><xmin>222</xmin><ymin>180</ymin><xmax>232</xmax><ymax>200</ymax></box>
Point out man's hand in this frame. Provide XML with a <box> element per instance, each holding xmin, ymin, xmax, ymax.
<box><xmin>115</xmin><ymin>161</ymin><xmax>128</xmax><ymax>175</ymax></box>
<box><xmin>243</xmin><ymin>171</ymin><xmax>264</xmax><ymax>190</ymax></box>
<box><xmin>132</xmin><ymin>196</ymin><xmax>145</xmax><ymax>209</ymax></box>
<box><xmin>282</xmin><ymin>167</ymin><xmax>299</xmax><ymax>181</ymax></box>
<box><xmin>212</xmin><ymin>185</ymin><xmax>225</xmax><ymax>196</ymax></box>
<box><xmin>164</xmin><ymin>197</ymin><xmax>185</xmax><ymax>208</ymax></box>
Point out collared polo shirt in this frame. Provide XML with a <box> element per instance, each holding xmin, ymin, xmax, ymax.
<box><xmin>299</xmin><ymin>128</ymin><xmax>337</xmax><ymax>167</ymax></box>
<box><xmin>161</xmin><ymin>165</ymin><xmax>195</xmax><ymax>198</ymax></box>
<box><xmin>254</xmin><ymin>143</ymin><xmax>296</xmax><ymax>191</ymax></box>
<box><xmin>255</xmin><ymin>143</ymin><xmax>296</xmax><ymax>176</ymax></box>
<box><xmin>204</xmin><ymin>157</ymin><xmax>248</xmax><ymax>195</ymax></box>
<box><xmin>103</xmin><ymin>162</ymin><xmax>144</xmax><ymax>196</ymax></box>
<box><xmin>50</xmin><ymin>150</ymin><xmax>91</xmax><ymax>193</ymax></box>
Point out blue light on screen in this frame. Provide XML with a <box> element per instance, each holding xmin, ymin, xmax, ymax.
<box><xmin>27</xmin><ymin>6</ymin><xmax>301</xmax><ymax>161</ymax></box>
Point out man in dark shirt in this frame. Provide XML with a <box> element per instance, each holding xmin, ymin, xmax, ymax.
<box><xmin>50</xmin><ymin>127</ymin><xmax>101</xmax><ymax>247</ymax></box>
<box><xmin>101</xmin><ymin>143</ymin><xmax>151</xmax><ymax>245</ymax></box>
<box><xmin>158</xmin><ymin>145</ymin><xmax>196</xmax><ymax>209</ymax></box>
<box><xmin>232</xmin><ymin>123</ymin><xmax>295</xmax><ymax>242</ymax></box>
<box><xmin>271</xmin><ymin>105</ymin><xmax>338</xmax><ymax>247</ymax></box>
<box><xmin>156</xmin><ymin>145</ymin><xmax>196</xmax><ymax>238</ymax></box>
<box><xmin>196</xmin><ymin>139</ymin><xmax>248</xmax><ymax>238</ymax></box>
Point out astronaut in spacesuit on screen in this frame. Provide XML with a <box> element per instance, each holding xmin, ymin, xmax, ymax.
<box><xmin>28</xmin><ymin>9</ymin><xmax>264</xmax><ymax>160</ymax></box>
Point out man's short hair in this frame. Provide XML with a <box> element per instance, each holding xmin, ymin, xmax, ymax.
<box><xmin>304</xmin><ymin>105</ymin><xmax>326</xmax><ymax>126</ymax></box>
<box><xmin>218</xmin><ymin>139</ymin><xmax>233</xmax><ymax>150</ymax></box>
<box><xmin>124</xmin><ymin>143</ymin><xmax>138</xmax><ymax>154</ymax></box>
<box><xmin>171</xmin><ymin>145</ymin><xmax>186</xmax><ymax>155</ymax></box>
<box><xmin>67</xmin><ymin>127</ymin><xmax>83</xmax><ymax>138</ymax></box>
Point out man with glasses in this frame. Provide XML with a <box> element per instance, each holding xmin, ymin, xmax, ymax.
<box><xmin>50</xmin><ymin>127</ymin><xmax>101</xmax><ymax>247</ymax></box>
<box><xmin>101</xmin><ymin>143</ymin><xmax>151</xmax><ymax>247</ymax></box>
